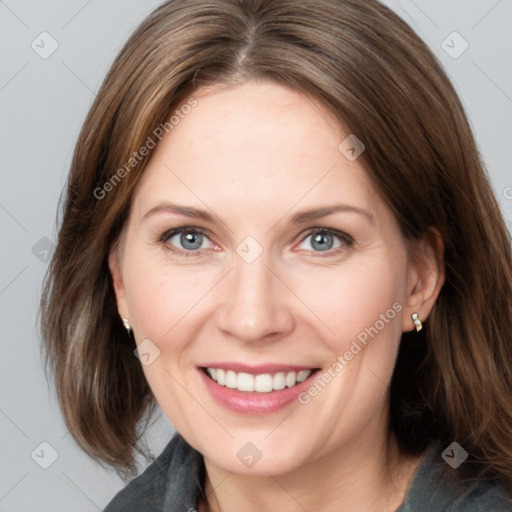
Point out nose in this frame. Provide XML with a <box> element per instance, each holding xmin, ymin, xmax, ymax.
<box><xmin>215</xmin><ymin>254</ymin><xmax>296</xmax><ymax>344</ymax></box>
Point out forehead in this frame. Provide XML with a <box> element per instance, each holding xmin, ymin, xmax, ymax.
<box><xmin>132</xmin><ymin>80</ymin><xmax>380</xmax><ymax>222</ymax></box>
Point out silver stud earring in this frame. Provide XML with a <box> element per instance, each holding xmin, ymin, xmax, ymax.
<box><xmin>122</xmin><ymin>318</ymin><xmax>132</xmax><ymax>334</ymax></box>
<box><xmin>411</xmin><ymin>313</ymin><xmax>423</xmax><ymax>332</ymax></box>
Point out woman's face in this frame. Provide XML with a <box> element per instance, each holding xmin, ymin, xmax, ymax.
<box><xmin>110</xmin><ymin>80</ymin><xmax>430</xmax><ymax>475</ymax></box>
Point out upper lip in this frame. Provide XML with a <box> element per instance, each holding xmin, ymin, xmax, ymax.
<box><xmin>199</xmin><ymin>362</ymin><xmax>319</xmax><ymax>375</ymax></box>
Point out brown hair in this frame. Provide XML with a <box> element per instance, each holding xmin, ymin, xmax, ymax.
<box><xmin>41</xmin><ymin>0</ymin><xmax>512</xmax><ymax>489</ymax></box>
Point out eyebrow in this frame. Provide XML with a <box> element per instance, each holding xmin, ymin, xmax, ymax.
<box><xmin>142</xmin><ymin>202</ymin><xmax>374</xmax><ymax>225</ymax></box>
<box><xmin>288</xmin><ymin>205</ymin><xmax>374</xmax><ymax>225</ymax></box>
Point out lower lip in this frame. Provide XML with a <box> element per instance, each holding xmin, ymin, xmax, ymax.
<box><xmin>198</xmin><ymin>368</ymin><xmax>320</xmax><ymax>415</ymax></box>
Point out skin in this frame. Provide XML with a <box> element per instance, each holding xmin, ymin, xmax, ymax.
<box><xmin>109</xmin><ymin>80</ymin><xmax>445</xmax><ymax>512</ymax></box>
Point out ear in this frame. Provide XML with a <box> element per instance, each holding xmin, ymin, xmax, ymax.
<box><xmin>108</xmin><ymin>242</ymin><xmax>130</xmax><ymax>321</ymax></box>
<box><xmin>403</xmin><ymin>227</ymin><xmax>445</xmax><ymax>332</ymax></box>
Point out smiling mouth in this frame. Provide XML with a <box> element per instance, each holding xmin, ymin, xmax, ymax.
<box><xmin>201</xmin><ymin>367</ymin><xmax>321</xmax><ymax>393</ymax></box>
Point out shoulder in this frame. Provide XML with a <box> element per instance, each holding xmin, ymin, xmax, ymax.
<box><xmin>446</xmin><ymin>480</ymin><xmax>512</xmax><ymax>511</ymax></box>
<box><xmin>102</xmin><ymin>432</ymin><xmax>205</xmax><ymax>512</ymax></box>
<box><xmin>397</xmin><ymin>443</ymin><xmax>512</xmax><ymax>512</ymax></box>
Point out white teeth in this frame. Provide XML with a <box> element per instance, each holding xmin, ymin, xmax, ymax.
<box><xmin>216</xmin><ymin>369</ymin><xmax>226</xmax><ymax>385</ymax></box>
<box><xmin>285</xmin><ymin>371</ymin><xmax>297</xmax><ymax>388</ymax></box>
<box><xmin>254</xmin><ymin>373</ymin><xmax>273</xmax><ymax>392</ymax></box>
<box><xmin>273</xmin><ymin>372</ymin><xmax>286</xmax><ymax>391</ymax></box>
<box><xmin>238</xmin><ymin>372</ymin><xmax>255</xmax><ymax>392</ymax></box>
<box><xmin>296</xmin><ymin>370</ymin><xmax>311</xmax><ymax>383</ymax></box>
<box><xmin>205</xmin><ymin>368</ymin><xmax>313</xmax><ymax>393</ymax></box>
<box><xmin>225</xmin><ymin>370</ymin><xmax>237</xmax><ymax>389</ymax></box>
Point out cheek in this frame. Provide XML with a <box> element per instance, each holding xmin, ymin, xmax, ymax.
<box><xmin>123</xmin><ymin>255</ymin><xmax>220</xmax><ymax>347</ymax></box>
<box><xmin>291</xmin><ymin>256</ymin><xmax>406</xmax><ymax>353</ymax></box>
<box><xmin>122</xmin><ymin>259</ymin><xmax>219</xmax><ymax>414</ymax></box>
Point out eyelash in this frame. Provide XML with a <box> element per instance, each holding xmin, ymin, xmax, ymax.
<box><xmin>158</xmin><ymin>226</ymin><xmax>354</xmax><ymax>258</ymax></box>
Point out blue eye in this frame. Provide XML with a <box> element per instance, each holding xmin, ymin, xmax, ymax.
<box><xmin>160</xmin><ymin>228</ymin><xmax>214</xmax><ymax>254</ymax></box>
<box><xmin>298</xmin><ymin>229</ymin><xmax>352</xmax><ymax>255</ymax></box>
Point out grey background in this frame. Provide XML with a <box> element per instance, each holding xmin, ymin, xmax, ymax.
<box><xmin>1</xmin><ymin>0</ymin><xmax>511</xmax><ymax>510</ymax></box>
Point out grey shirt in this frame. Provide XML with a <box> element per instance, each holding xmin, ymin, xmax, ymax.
<box><xmin>103</xmin><ymin>432</ymin><xmax>512</xmax><ymax>511</ymax></box>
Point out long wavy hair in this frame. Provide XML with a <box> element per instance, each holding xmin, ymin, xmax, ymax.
<box><xmin>40</xmin><ymin>0</ymin><xmax>512</xmax><ymax>491</ymax></box>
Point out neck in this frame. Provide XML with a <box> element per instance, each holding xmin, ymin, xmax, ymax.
<box><xmin>199</xmin><ymin>423</ymin><xmax>422</xmax><ymax>512</ymax></box>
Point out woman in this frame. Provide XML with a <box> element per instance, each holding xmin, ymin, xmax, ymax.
<box><xmin>40</xmin><ymin>0</ymin><xmax>512</xmax><ymax>510</ymax></box>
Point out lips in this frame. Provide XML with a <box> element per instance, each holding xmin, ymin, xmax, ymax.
<box><xmin>197</xmin><ymin>363</ymin><xmax>321</xmax><ymax>415</ymax></box>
